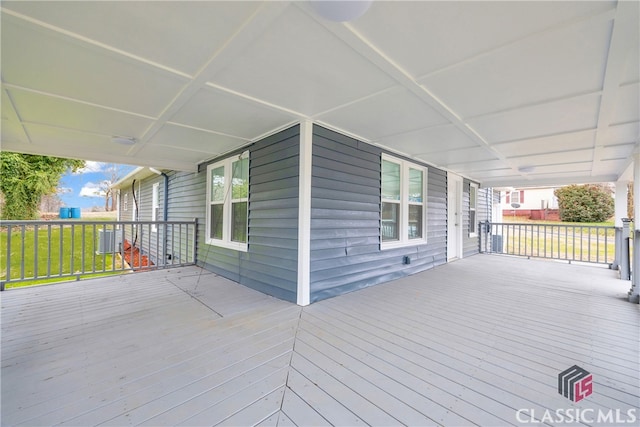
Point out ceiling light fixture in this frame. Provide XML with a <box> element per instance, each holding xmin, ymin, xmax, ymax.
<box><xmin>310</xmin><ymin>0</ymin><xmax>373</xmax><ymax>22</ymax></box>
<box><xmin>111</xmin><ymin>136</ymin><xmax>137</xmax><ymax>145</ymax></box>
<box><xmin>518</xmin><ymin>166</ymin><xmax>535</xmax><ymax>174</ymax></box>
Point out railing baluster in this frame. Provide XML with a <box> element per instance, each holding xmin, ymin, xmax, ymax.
<box><xmin>20</xmin><ymin>224</ymin><xmax>26</xmax><ymax>280</ymax></box>
<box><xmin>34</xmin><ymin>224</ymin><xmax>39</xmax><ymax>279</ymax></box>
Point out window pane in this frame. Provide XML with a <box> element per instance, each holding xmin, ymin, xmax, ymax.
<box><xmin>232</xmin><ymin>158</ymin><xmax>248</xmax><ymax>200</ymax></box>
<box><xmin>231</xmin><ymin>201</ymin><xmax>248</xmax><ymax>243</ymax></box>
<box><xmin>470</xmin><ymin>210</ymin><xmax>476</xmax><ymax>233</ymax></box>
<box><xmin>381</xmin><ymin>202</ymin><xmax>399</xmax><ymax>241</ymax></box>
<box><xmin>409</xmin><ymin>205</ymin><xmax>422</xmax><ymax>239</ymax></box>
<box><xmin>408</xmin><ymin>168</ymin><xmax>423</xmax><ymax>203</ymax></box>
<box><xmin>382</xmin><ymin>160</ymin><xmax>400</xmax><ymax>200</ymax></box>
<box><xmin>470</xmin><ymin>185</ymin><xmax>477</xmax><ymax>209</ymax></box>
<box><xmin>210</xmin><ymin>204</ymin><xmax>223</xmax><ymax>239</ymax></box>
<box><xmin>210</xmin><ymin>166</ymin><xmax>225</xmax><ymax>202</ymax></box>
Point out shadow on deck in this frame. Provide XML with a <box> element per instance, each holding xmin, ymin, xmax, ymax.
<box><xmin>2</xmin><ymin>255</ymin><xmax>638</xmax><ymax>426</ymax></box>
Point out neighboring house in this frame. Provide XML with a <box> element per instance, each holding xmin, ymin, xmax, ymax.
<box><xmin>114</xmin><ymin>124</ymin><xmax>498</xmax><ymax>304</ymax></box>
<box><xmin>502</xmin><ymin>187</ymin><xmax>560</xmax><ymax>220</ymax></box>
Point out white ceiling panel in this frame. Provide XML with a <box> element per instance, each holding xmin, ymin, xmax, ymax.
<box><xmin>491</xmin><ymin>130</ymin><xmax>595</xmax><ymax>158</ymax></box>
<box><xmin>611</xmin><ymin>82</ymin><xmax>640</xmax><ymax>125</ymax></box>
<box><xmin>378</xmin><ymin>124</ymin><xmax>478</xmax><ymax>157</ymax></box>
<box><xmin>420</xmin><ymin>17</ymin><xmax>612</xmax><ymax>118</ymax></box>
<box><xmin>149</xmin><ymin>124</ymin><xmax>248</xmax><ymax>160</ymax></box>
<box><xmin>315</xmin><ymin>87</ymin><xmax>448</xmax><ymax>141</ymax></box>
<box><xmin>467</xmin><ymin>93</ymin><xmax>601</xmax><ymax>144</ymax></box>
<box><xmin>1</xmin><ymin>118</ymin><xmax>28</xmax><ymax>144</ymax></box>
<box><xmin>211</xmin><ymin>4</ymin><xmax>395</xmax><ymax>116</ymax></box>
<box><xmin>170</xmin><ymin>86</ymin><xmax>299</xmax><ymax>140</ymax></box>
<box><xmin>600</xmin><ymin>143</ymin><xmax>637</xmax><ymax>161</ymax></box>
<box><xmin>8</xmin><ymin>89</ymin><xmax>153</xmax><ymax>138</ymax></box>
<box><xmin>506</xmin><ymin>150</ymin><xmax>594</xmax><ymax>170</ymax></box>
<box><xmin>2</xmin><ymin>1</ymin><xmax>261</xmax><ymax>76</ymax></box>
<box><xmin>1</xmin><ymin>16</ymin><xmax>188</xmax><ymax>116</ymax></box>
<box><xmin>425</xmin><ymin>147</ymin><xmax>499</xmax><ymax>167</ymax></box>
<box><xmin>605</xmin><ymin>122</ymin><xmax>640</xmax><ymax>145</ymax></box>
<box><xmin>353</xmin><ymin>1</ymin><xmax>615</xmax><ymax>79</ymax></box>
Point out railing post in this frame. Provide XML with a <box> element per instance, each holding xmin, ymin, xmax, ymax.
<box><xmin>628</xmin><ymin>228</ymin><xmax>639</xmax><ymax>304</ymax></box>
<box><xmin>620</xmin><ymin>219</ymin><xmax>631</xmax><ymax>281</ymax></box>
<box><xmin>613</xmin><ymin>226</ymin><xmax>623</xmax><ymax>270</ymax></box>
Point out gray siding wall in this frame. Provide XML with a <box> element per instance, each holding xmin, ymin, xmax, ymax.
<box><xmin>462</xmin><ymin>180</ymin><xmax>491</xmax><ymax>258</ymax></box>
<box><xmin>117</xmin><ymin>176</ymin><xmax>166</xmax><ymax>265</ymax></box>
<box><xmin>309</xmin><ymin>126</ymin><xmax>448</xmax><ymax>303</ymax></box>
<box><xmin>173</xmin><ymin>125</ymin><xmax>300</xmax><ymax>303</ymax></box>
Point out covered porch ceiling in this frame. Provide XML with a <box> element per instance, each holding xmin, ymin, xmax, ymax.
<box><xmin>2</xmin><ymin>1</ymin><xmax>638</xmax><ymax>188</ymax></box>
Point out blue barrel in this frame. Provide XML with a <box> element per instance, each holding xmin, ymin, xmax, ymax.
<box><xmin>59</xmin><ymin>207</ymin><xmax>70</xmax><ymax>219</ymax></box>
<box><xmin>70</xmin><ymin>207</ymin><xmax>81</xmax><ymax>219</ymax></box>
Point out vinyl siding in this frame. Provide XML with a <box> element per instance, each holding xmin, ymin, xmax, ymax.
<box><xmin>462</xmin><ymin>180</ymin><xmax>492</xmax><ymax>258</ymax></box>
<box><xmin>309</xmin><ymin>126</ymin><xmax>448</xmax><ymax>303</ymax></box>
<box><xmin>192</xmin><ymin>125</ymin><xmax>301</xmax><ymax>303</ymax></box>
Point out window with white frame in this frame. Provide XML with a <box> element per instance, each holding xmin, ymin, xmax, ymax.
<box><xmin>381</xmin><ymin>154</ymin><xmax>427</xmax><ymax>248</ymax></box>
<box><xmin>206</xmin><ymin>153</ymin><xmax>249</xmax><ymax>251</ymax></box>
<box><xmin>151</xmin><ymin>182</ymin><xmax>159</xmax><ymax>232</ymax></box>
<box><xmin>469</xmin><ymin>183</ymin><xmax>478</xmax><ymax>237</ymax></box>
<box><xmin>510</xmin><ymin>190</ymin><xmax>521</xmax><ymax>204</ymax></box>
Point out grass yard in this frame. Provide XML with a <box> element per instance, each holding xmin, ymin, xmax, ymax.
<box><xmin>0</xmin><ymin>220</ymin><xmax>125</xmax><ymax>289</ymax></box>
<box><xmin>495</xmin><ymin>219</ymin><xmax>620</xmax><ymax>264</ymax></box>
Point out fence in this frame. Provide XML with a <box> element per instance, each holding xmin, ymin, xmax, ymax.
<box><xmin>480</xmin><ymin>222</ymin><xmax>616</xmax><ymax>265</ymax></box>
<box><xmin>1</xmin><ymin>220</ymin><xmax>197</xmax><ymax>290</ymax></box>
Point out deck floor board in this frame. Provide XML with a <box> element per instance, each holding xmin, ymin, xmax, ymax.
<box><xmin>2</xmin><ymin>255</ymin><xmax>638</xmax><ymax>426</ymax></box>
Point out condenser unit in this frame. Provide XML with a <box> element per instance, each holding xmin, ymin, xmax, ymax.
<box><xmin>97</xmin><ymin>229</ymin><xmax>119</xmax><ymax>254</ymax></box>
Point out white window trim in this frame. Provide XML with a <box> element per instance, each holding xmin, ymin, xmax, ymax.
<box><xmin>205</xmin><ymin>152</ymin><xmax>249</xmax><ymax>252</ymax></box>
<box><xmin>151</xmin><ymin>182</ymin><xmax>159</xmax><ymax>233</ymax></box>
<box><xmin>469</xmin><ymin>182</ymin><xmax>478</xmax><ymax>238</ymax></box>
<box><xmin>123</xmin><ymin>193</ymin><xmax>128</xmax><ymax>211</ymax></box>
<box><xmin>381</xmin><ymin>154</ymin><xmax>428</xmax><ymax>250</ymax></box>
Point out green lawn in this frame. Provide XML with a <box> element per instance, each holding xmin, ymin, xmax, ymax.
<box><xmin>1</xmin><ymin>221</ymin><xmax>124</xmax><ymax>289</ymax></box>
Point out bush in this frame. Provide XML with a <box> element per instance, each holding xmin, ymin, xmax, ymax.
<box><xmin>554</xmin><ymin>184</ymin><xmax>614</xmax><ymax>223</ymax></box>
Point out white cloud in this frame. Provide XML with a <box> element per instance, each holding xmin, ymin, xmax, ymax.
<box><xmin>57</xmin><ymin>187</ymin><xmax>73</xmax><ymax>194</ymax></box>
<box><xmin>74</xmin><ymin>161</ymin><xmax>107</xmax><ymax>174</ymax></box>
<box><xmin>79</xmin><ymin>182</ymin><xmax>106</xmax><ymax>198</ymax></box>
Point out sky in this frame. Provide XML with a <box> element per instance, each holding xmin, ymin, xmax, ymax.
<box><xmin>57</xmin><ymin>161</ymin><xmax>136</xmax><ymax>210</ymax></box>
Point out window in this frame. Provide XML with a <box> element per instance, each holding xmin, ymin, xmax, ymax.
<box><xmin>469</xmin><ymin>183</ymin><xmax>478</xmax><ymax>237</ymax></box>
<box><xmin>151</xmin><ymin>183</ymin><xmax>159</xmax><ymax>232</ymax></box>
<box><xmin>509</xmin><ymin>190</ymin><xmax>521</xmax><ymax>205</ymax></box>
<box><xmin>123</xmin><ymin>193</ymin><xmax>128</xmax><ymax>211</ymax></box>
<box><xmin>206</xmin><ymin>153</ymin><xmax>249</xmax><ymax>251</ymax></box>
<box><xmin>381</xmin><ymin>154</ymin><xmax>427</xmax><ymax>248</ymax></box>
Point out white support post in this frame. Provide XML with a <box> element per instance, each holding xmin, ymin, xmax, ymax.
<box><xmin>629</xmin><ymin>152</ymin><xmax>640</xmax><ymax>303</ymax></box>
<box><xmin>297</xmin><ymin>120</ymin><xmax>313</xmax><ymax>306</ymax></box>
<box><xmin>613</xmin><ymin>180</ymin><xmax>628</xmax><ymax>270</ymax></box>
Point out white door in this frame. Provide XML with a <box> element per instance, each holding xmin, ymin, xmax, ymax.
<box><xmin>447</xmin><ymin>173</ymin><xmax>463</xmax><ymax>261</ymax></box>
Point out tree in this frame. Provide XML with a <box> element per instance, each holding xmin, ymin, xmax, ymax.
<box><xmin>554</xmin><ymin>184</ymin><xmax>614</xmax><ymax>223</ymax></box>
<box><xmin>0</xmin><ymin>152</ymin><xmax>85</xmax><ymax>220</ymax></box>
<box><xmin>628</xmin><ymin>182</ymin><xmax>634</xmax><ymax>219</ymax></box>
<box><xmin>99</xmin><ymin>164</ymin><xmax>121</xmax><ymax>211</ymax></box>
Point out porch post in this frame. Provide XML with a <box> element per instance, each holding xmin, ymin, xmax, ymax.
<box><xmin>628</xmin><ymin>152</ymin><xmax>639</xmax><ymax>303</ymax></box>
<box><xmin>613</xmin><ymin>180</ymin><xmax>628</xmax><ymax>270</ymax></box>
<box><xmin>297</xmin><ymin>120</ymin><xmax>313</xmax><ymax>306</ymax></box>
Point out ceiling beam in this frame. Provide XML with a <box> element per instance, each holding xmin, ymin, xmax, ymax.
<box><xmin>591</xmin><ymin>1</ymin><xmax>639</xmax><ymax>178</ymax></box>
<box><xmin>126</xmin><ymin>1</ymin><xmax>292</xmax><ymax>158</ymax></box>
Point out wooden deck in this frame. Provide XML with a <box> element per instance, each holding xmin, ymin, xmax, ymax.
<box><xmin>2</xmin><ymin>255</ymin><xmax>638</xmax><ymax>426</ymax></box>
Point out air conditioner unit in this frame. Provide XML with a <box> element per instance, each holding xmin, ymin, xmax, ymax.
<box><xmin>97</xmin><ymin>229</ymin><xmax>118</xmax><ymax>254</ymax></box>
